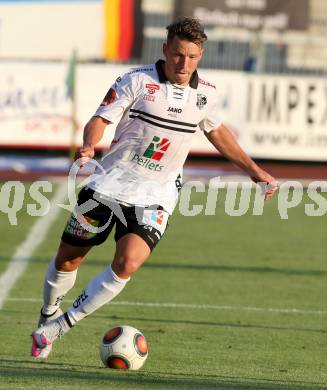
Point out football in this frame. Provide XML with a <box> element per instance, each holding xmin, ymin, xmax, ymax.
<box><xmin>99</xmin><ymin>325</ymin><xmax>148</xmax><ymax>370</ymax></box>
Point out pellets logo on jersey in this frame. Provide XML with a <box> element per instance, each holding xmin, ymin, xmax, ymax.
<box><xmin>100</xmin><ymin>88</ymin><xmax>116</xmax><ymax>106</ymax></box>
<box><xmin>143</xmin><ymin>136</ymin><xmax>170</xmax><ymax>161</ymax></box>
<box><xmin>131</xmin><ymin>136</ymin><xmax>170</xmax><ymax>171</ymax></box>
<box><xmin>145</xmin><ymin>83</ymin><xmax>160</xmax><ymax>94</ymax></box>
<box><xmin>196</xmin><ymin>93</ymin><xmax>207</xmax><ymax>110</ymax></box>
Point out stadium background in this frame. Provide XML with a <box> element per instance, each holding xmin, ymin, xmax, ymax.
<box><xmin>1</xmin><ymin>0</ymin><xmax>327</xmax><ymax>165</ymax></box>
<box><xmin>0</xmin><ymin>1</ymin><xmax>327</xmax><ymax>389</ymax></box>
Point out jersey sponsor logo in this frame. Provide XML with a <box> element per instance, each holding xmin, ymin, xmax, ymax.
<box><xmin>100</xmin><ymin>88</ymin><xmax>116</xmax><ymax>106</ymax></box>
<box><xmin>145</xmin><ymin>83</ymin><xmax>160</xmax><ymax>94</ymax></box>
<box><xmin>131</xmin><ymin>153</ymin><xmax>163</xmax><ymax>171</ymax></box>
<box><xmin>197</xmin><ymin>93</ymin><xmax>207</xmax><ymax>110</ymax></box>
<box><xmin>128</xmin><ymin>67</ymin><xmax>154</xmax><ymax>75</ymax></box>
<box><xmin>143</xmin><ymin>94</ymin><xmax>155</xmax><ymax>102</ymax></box>
<box><xmin>131</xmin><ymin>136</ymin><xmax>170</xmax><ymax>172</ymax></box>
<box><xmin>143</xmin><ymin>136</ymin><xmax>170</xmax><ymax>161</ymax></box>
<box><xmin>167</xmin><ymin>107</ymin><xmax>182</xmax><ymax>113</ymax></box>
<box><xmin>199</xmin><ymin>79</ymin><xmax>216</xmax><ymax>89</ymax></box>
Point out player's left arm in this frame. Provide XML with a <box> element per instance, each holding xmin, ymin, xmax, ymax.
<box><xmin>205</xmin><ymin>123</ymin><xmax>278</xmax><ymax>200</ymax></box>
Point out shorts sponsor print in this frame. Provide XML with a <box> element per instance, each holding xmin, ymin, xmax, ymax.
<box><xmin>61</xmin><ymin>187</ymin><xmax>169</xmax><ymax>251</ymax></box>
<box><xmin>64</xmin><ymin>214</ymin><xmax>100</xmax><ymax>240</ymax></box>
<box><xmin>142</xmin><ymin>209</ymin><xmax>168</xmax><ymax>236</ymax></box>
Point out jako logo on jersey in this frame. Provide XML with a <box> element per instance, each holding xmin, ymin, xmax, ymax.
<box><xmin>167</xmin><ymin>107</ymin><xmax>182</xmax><ymax>113</ymax></box>
<box><xmin>143</xmin><ymin>136</ymin><xmax>170</xmax><ymax>161</ymax></box>
<box><xmin>145</xmin><ymin>83</ymin><xmax>160</xmax><ymax>94</ymax></box>
<box><xmin>100</xmin><ymin>88</ymin><xmax>116</xmax><ymax>106</ymax></box>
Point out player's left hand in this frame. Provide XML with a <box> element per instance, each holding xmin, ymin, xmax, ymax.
<box><xmin>250</xmin><ymin>168</ymin><xmax>278</xmax><ymax>201</ymax></box>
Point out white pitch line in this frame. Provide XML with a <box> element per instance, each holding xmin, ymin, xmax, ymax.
<box><xmin>5</xmin><ymin>297</ymin><xmax>327</xmax><ymax>316</ymax></box>
<box><xmin>0</xmin><ymin>183</ymin><xmax>67</xmax><ymax>309</ymax></box>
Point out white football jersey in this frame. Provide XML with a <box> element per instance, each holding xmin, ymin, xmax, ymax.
<box><xmin>88</xmin><ymin>60</ymin><xmax>221</xmax><ymax>213</ymax></box>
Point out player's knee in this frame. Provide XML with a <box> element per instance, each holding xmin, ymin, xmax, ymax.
<box><xmin>55</xmin><ymin>256</ymin><xmax>83</xmax><ymax>272</ymax></box>
<box><xmin>113</xmin><ymin>254</ymin><xmax>141</xmax><ymax>277</ymax></box>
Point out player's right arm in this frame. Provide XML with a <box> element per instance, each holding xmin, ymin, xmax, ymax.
<box><xmin>75</xmin><ymin>70</ymin><xmax>135</xmax><ymax>166</ymax></box>
<box><xmin>75</xmin><ymin>116</ymin><xmax>111</xmax><ymax>166</ymax></box>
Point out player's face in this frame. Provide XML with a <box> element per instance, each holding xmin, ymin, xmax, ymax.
<box><xmin>163</xmin><ymin>36</ymin><xmax>204</xmax><ymax>86</ymax></box>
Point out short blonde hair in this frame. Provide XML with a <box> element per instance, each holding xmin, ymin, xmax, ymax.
<box><xmin>166</xmin><ymin>17</ymin><xmax>207</xmax><ymax>47</ymax></box>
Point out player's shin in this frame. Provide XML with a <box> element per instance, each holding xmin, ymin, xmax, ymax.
<box><xmin>66</xmin><ymin>264</ymin><xmax>129</xmax><ymax>325</ymax></box>
<box><xmin>42</xmin><ymin>257</ymin><xmax>78</xmax><ymax>315</ymax></box>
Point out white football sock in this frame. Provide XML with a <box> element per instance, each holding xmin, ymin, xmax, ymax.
<box><xmin>67</xmin><ymin>264</ymin><xmax>129</xmax><ymax>325</ymax></box>
<box><xmin>42</xmin><ymin>258</ymin><xmax>78</xmax><ymax>315</ymax></box>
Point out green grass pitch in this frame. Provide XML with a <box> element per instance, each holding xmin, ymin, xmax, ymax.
<box><xmin>0</xmin><ymin>181</ymin><xmax>326</xmax><ymax>389</ymax></box>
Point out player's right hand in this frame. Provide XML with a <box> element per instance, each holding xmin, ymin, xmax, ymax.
<box><xmin>74</xmin><ymin>146</ymin><xmax>95</xmax><ymax>168</ymax></box>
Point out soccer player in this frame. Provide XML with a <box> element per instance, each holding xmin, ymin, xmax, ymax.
<box><xmin>31</xmin><ymin>17</ymin><xmax>277</xmax><ymax>358</ymax></box>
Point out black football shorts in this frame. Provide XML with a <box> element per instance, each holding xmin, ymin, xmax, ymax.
<box><xmin>61</xmin><ymin>187</ymin><xmax>169</xmax><ymax>251</ymax></box>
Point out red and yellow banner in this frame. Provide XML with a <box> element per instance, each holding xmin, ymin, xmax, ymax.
<box><xmin>104</xmin><ymin>0</ymin><xmax>143</xmax><ymax>61</ymax></box>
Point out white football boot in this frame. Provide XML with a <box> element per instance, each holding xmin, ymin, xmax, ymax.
<box><xmin>31</xmin><ymin>308</ymin><xmax>64</xmax><ymax>358</ymax></box>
